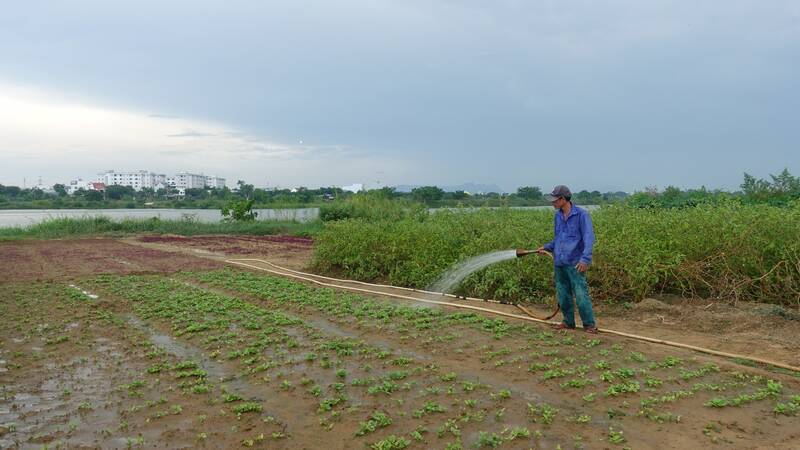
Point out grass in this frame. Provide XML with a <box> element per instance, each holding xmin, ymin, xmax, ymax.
<box><xmin>0</xmin><ymin>216</ymin><xmax>321</xmax><ymax>240</ymax></box>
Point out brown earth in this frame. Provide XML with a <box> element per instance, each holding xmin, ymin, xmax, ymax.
<box><xmin>0</xmin><ymin>238</ymin><xmax>222</xmax><ymax>282</ymax></box>
<box><xmin>0</xmin><ymin>283</ymin><xmax>287</xmax><ymax>449</ymax></box>
<box><xmin>1</xmin><ymin>236</ymin><xmax>799</xmax><ymax>449</ymax></box>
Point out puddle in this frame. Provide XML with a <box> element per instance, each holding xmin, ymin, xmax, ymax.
<box><xmin>67</xmin><ymin>284</ymin><xmax>99</xmax><ymax>299</ymax></box>
<box><xmin>125</xmin><ymin>315</ymin><xmax>264</xmax><ymax>402</ymax></box>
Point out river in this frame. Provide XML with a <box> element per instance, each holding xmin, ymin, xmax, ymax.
<box><xmin>0</xmin><ymin>205</ymin><xmax>599</xmax><ymax>228</ymax></box>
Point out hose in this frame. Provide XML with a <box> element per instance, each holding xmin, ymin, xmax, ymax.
<box><xmin>223</xmin><ymin>258</ymin><xmax>800</xmax><ymax>374</ymax></box>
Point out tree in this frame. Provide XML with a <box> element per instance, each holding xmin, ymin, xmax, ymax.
<box><xmin>221</xmin><ymin>199</ymin><xmax>258</xmax><ymax>222</ymax></box>
<box><xmin>53</xmin><ymin>184</ymin><xmax>68</xmax><ymax>197</ymax></box>
<box><xmin>136</xmin><ymin>187</ymin><xmax>156</xmax><ymax>202</ymax></box>
<box><xmin>0</xmin><ymin>185</ymin><xmax>22</xmax><ymax>198</ymax></box>
<box><xmin>237</xmin><ymin>180</ymin><xmax>255</xmax><ymax>200</ymax></box>
<box><xmin>769</xmin><ymin>168</ymin><xmax>800</xmax><ymax>194</ymax></box>
<box><xmin>85</xmin><ymin>190</ymin><xmax>104</xmax><ymax>202</ymax></box>
<box><xmin>376</xmin><ymin>186</ymin><xmax>397</xmax><ymax>199</ymax></box>
<box><xmin>184</xmin><ymin>188</ymin><xmax>207</xmax><ymax>199</ymax></box>
<box><xmin>106</xmin><ymin>185</ymin><xmax>135</xmax><ymax>200</ymax></box>
<box><xmin>449</xmin><ymin>190</ymin><xmax>468</xmax><ymax>200</ymax></box>
<box><xmin>741</xmin><ymin>173</ymin><xmax>771</xmax><ymax>201</ymax></box>
<box><xmin>516</xmin><ymin>186</ymin><xmax>542</xmax><ymax>200</ymax></box>
<box><xmin>411</xmin><ymin>186</ymin><xmax>444</xmax><ymax>204</ymax></box>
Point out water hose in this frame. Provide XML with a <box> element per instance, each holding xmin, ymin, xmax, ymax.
<box><xmin>223</xmin><ymin>258</ymin><xmax>800</xmax><ymax>373</ymax></box>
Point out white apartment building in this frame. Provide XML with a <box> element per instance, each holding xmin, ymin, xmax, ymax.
<box><xmin>167</xmin><ymin>172</ymin><xmax>207</xmax><ymax>190</ymax></box>
<box><xmin>166</xmin><ymin>173</ymin><xmax>226</xmax><ymax>190</ymax></box>
<box><xmin>204</xmin><ymin>175</ymin><xmax>226</xmax><ymax>189</ymax></box>
<box><xmin>99</xmin><ymin>170</ymin><xmax>166</xmax><ymax>190</ymax></box>
<box><xmin>88</xmin><ymin>170</ymin><xmax>225</xmax><ymax>193</ymax></box>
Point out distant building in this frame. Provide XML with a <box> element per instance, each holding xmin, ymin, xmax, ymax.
<box><xmin>167</xmin><ymin>173</ymin><xmax>225</xmax><ymax>190</ymax></box>
<box><xmin>69</xmin><ymin>170</ymin><xmax>225</xmax><ymax>194</ymax></box>
<box><xmin>341</xmin><ymin>183</ymin><xmax>364</xmax><ymax>193</ymax></box>
<box><xmin>66</xmin><ymin>179</ymin><xmax>105</xmax><ymax>195</ymax></box>
<box><xmin>204</xmin><ymin>175</ymin><xmax>226</xmax><ymax>189</ymax></box>
<box><xmin>99</xmin><ymin>170</ymin><xmax>166</xmax><ymax>190</ymax></box>
<box><xmin>167</xmin><ymin>172</ymin><xmax>206</xmax><ymax>190</ymax></box>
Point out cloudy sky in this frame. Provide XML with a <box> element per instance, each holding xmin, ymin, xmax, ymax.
<box><xmin>1</xmin><ymin>0</ymin><xmax>798</xmax><ymax>192</ymax></box>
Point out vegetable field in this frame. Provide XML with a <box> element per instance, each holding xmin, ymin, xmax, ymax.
<box><xmin>3</xmin><ymin>256</ymin><xmax>799</xmax><ymax>448</ymax></box>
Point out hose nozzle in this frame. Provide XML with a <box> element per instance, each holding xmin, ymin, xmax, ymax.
<box><xmin>516</xmin><ymin>248</ymin><xmax>537</xmax><ymax>258</ymax></box>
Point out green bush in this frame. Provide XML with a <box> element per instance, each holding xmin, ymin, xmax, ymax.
<box><xmin>319</xmin><ymin>193</ymin><xmax>424</xmax><ymax>222</ymax></box>
<box><xmin>312</xmin><ymin>202</ymin><xmax>800</xmax><ymax>305</ymax></box>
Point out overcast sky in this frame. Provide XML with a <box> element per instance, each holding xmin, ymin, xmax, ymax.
<box><xmin>1</xmin><ymin>1</ymin><xmax>798</xmax><ymax>192</ymax></box>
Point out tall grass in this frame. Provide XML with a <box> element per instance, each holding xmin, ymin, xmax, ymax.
<box><xmin>319</xmin><ymin>193</ymin><xmax>425</xmax><ymax>222</ymax></box>
<box><xmin>0</xmin><ymin>216</ymin><xmax>322</xmax><ymax>240</ymax></box>
<box><xmin>313</xmin><ymin>202</ymin><xmax>800</xmax><ymax>305</ymax></box>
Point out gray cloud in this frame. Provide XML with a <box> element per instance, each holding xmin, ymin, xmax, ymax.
<box><xmin>1</xmin><ymin>0</ymin><xmax>798</xmax><ymax>190</ymax></box>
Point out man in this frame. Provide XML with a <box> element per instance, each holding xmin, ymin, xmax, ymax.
<box><xmin>536</xmin><ymin>185</ymin><xmax>598</xmax><ymax>333</ymax></box>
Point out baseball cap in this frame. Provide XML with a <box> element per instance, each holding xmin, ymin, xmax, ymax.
<box><xmin>545</xmin><ymin>185</ymin><xmax>571</xmax><ymax>201</ymax></box>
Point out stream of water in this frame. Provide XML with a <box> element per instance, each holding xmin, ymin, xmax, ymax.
<box><xmin>429</xmin><ymin>250</ymin><xmax>519</xmax><ymax>293</ymax></box>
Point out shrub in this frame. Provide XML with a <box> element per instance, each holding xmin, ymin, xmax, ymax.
<box><xmin>313</xmin><ymin>203</ymin><xmax>800</xmax><ymax>305</ymax></box>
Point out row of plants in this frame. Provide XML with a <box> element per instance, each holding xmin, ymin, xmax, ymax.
<box><xmin>312</xmin><ymin>202</ymin><xmax>800</xmax><ymax>305</ymax></box>
<box><xmin>89</xmin><ymin>274</ymin><xmax>583</xmax><ymax>448</ymax></box>
<box><xmin>185</xmin><ymin>270</ymin><xmax>800</xmax><ymax>435</ymax></box>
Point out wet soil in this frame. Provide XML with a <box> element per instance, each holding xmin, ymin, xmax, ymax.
<box><xmin>2</xmin><ymin>236</ymin><xmax>800</xmax><ymax>449</ymax></box>
<box><xmin>0</xmin><ymin>283</ymin><xmax>277</xmax><ymax>449</ymax></box>
<box><xmin>122</xmin><ymin>234</ymin><xmax>800</xmax><ymax>371</ymax></box>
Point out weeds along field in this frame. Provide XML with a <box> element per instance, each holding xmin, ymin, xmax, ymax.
<box><xmin>312</xmin><ymin>203</ymin><xmax>800</xmax><ymax>305</ymax></box>
<box><xmin>4</xmin><ymin>270</ymin><xmax>798</xmax><ymax>448</ymax></box>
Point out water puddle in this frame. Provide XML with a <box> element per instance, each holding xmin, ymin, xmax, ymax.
<box><xmin>67</xmin><ymin>284</ymin><xmax>98</xmax><ymax>299</ymax></box>
<box><xmin>125</xmin><ymin>315</ymin><xmax>264</xmax><ymax>402</ymax></box>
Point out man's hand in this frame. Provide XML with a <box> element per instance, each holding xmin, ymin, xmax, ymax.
<box><xmin>535</xmin><ymin>246</ymin><xmax>548</xmax><ymax>255</ymax></box>
<box><xmin>575</xmin><ymin>262</ymin><xmax>588</xmax><ymax>273</ymax></box>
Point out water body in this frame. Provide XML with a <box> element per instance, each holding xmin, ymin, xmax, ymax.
<box><xmin>0</xmin><ymin>208</ymin><xmax>320</xmax><ymax>227</ymax></box>
<box><xmin>429</xmin><ymin>250</ymin><xmax>519</xmax><ymax>293</ymax></box>
<box><xmin>0</xmin><ymin>205</ymin><xmax>599</xmax><ymax>228</ymax></box>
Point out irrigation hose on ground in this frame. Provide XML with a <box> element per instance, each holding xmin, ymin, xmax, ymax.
<box><xmin>223</xmin><ymin>258</ymin><xmax>800</xmax><ymax>374</ymax></box>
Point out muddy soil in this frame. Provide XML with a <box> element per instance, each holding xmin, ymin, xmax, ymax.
<box><xmin>122</xmin><ymin>235</ymin><xmax>800</xmax><ymax>371</ymax></box>
<box><xmin>0</xmin><ymin>239</ymin><xmax>222</xmax><ymax>282</ymax></box>
<box><xmin>0</xmin><ymin>282</ymin><xmax>284</xmax><ymax>449</ymax></box>
<box><xmin>2</xmin><ymin>236</ymin><xmax>799</xmax><ymax>449</ymax></box>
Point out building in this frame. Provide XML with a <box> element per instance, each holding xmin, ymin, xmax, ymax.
<box><xmin>167</xmin><ymin>172</ymin><xmax>207</xmax><ymax>190</ymax></box>
<box><xmin>341</xmin><ymin>183</ymin><xmax>364</xmax><ymax>193</ymax></box>
<box><xmin>204</xmin><ymin>175</ymin><xmax>226</xmax><ymax>189</ymax></box>
<box><xmin>75</xmin><ymin>170</ymin><xmax>225</xmax><ymax>194</ymax></box>
<box><xmin>66</xmin><ymin>179</ymin><xmax>105</xmax><ymax>195</ymax></box>
<box><xmin>99</xmin><ymin>170</ymin><xmax>166</xmax><ymax>190</ymax></box>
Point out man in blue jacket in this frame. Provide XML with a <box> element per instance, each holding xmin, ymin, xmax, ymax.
<box><xmin>537</xmin><ymin>185</ymin><xmax>598</xmax><ymax>333</ymax></box>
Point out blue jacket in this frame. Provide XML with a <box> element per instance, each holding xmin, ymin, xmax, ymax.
<box><xmin>542</xmin><ymin>204</ymin><xmax>595</xmax><ymax>266</ymax></box>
